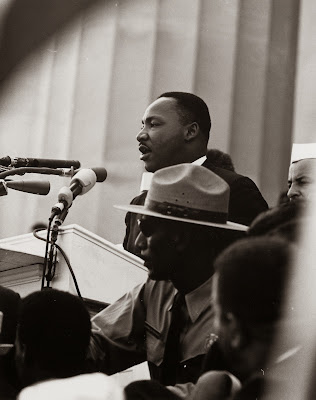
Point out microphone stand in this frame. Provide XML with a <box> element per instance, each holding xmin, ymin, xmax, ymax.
<box><xmin>0</xmin><ymin>164</ymin><xmax>72</xmax><ymax>289</ymax></box>
<box><xmin>42</xmin><ymin>207</ymin><xmax>69</xmax><ymax>289</ymax></box>
<box><xmin>0</xmin><ymin>162</ymin><xmax>86</xmax><ymax>295</ymax></box>
<box><xmin>0</xmin><ymin>162</ymin><xmax>89</xmax><ymax>296</ymax></box>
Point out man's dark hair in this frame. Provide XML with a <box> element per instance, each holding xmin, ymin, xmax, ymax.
<box><xmin>18</xmin><ymin>289</ymin><xmax>91</xmax><ymax>381</ymax></box>
<box><xmin>214</xmin><ymin>237</ymin><xmax>291</xmax><ymax>324</ymax></box>
<box><xmin>158</xmin><ymin>92</ymin><xmax>211</xmax><ymax>141</ymax></box>
<box><xmin>206</xmin><ymin>149</ymin><xmax>235</xmax><ymax>172</ymax></box>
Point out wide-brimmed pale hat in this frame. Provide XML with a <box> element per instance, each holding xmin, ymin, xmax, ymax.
<box><xmin>290</xmin><ymin>143</ymin><xmax>316</xmax><ymax>163</ymax></box>
<box><xmin>115</xmin><ymin>164</ymin><xmax>247</xmax><ymax>231</ymax></box>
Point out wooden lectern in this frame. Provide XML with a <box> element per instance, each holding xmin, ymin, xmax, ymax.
<box><xmin>0</xmin><ymin>224</ymin><xmax>150</xmax><ymax>384</ymax></box>
<box><xmin>0</xmin><ymin>224</ymin><xmax>147</xmax><ymax>302</ymax></box>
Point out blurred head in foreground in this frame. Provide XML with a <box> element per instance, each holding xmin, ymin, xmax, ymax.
<box><xmin>212</xmin><ymin>237</ymin><xmax>292</xmax><ymax>382</ymax></box>
<box><xmin>0</xmin><ymin>286</ymin><xmax>21</xmax><ymax>398</ymax></box>
<box><xmin>247</xmin><ymin>200</ymin><xmax>307</xmax><ymax>244</ymax></box>
<box><xmin>16</xmin><ymin>289</ymin><xmax>91</xmax><ymax>387</ymax></box>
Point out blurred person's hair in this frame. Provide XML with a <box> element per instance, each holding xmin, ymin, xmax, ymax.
<box><xmin>0</xmin><ymin>286</ymin><xmax>21</xmax><ymax>398</ymax></box>
<box><xmin>0</xmin><ymin>286</ymin><xmax>20</xmax><ymax>348</ymax></box>
<box><xmin>199</xmin><ymin>236</ymin><xmax>293</xmax><ymax>391</ymax></box>
<box><xmin>206</xmin><ymin>148</ymin><xmax>235</xmax><ymax>172</ymax></box>
<box><xmin>215</xmin><ymin>237</ymin><xmax>292</xmax><ymax>337</ymax></box>
<box><xmin>247</xmin><ymin>201</ymin><xmax>307</xmax><ymax>243</ymax></box>
<box><xmin>17</xmin><ymin>289</ymin><xmax>91</xmax><ymax>386</ymax></box>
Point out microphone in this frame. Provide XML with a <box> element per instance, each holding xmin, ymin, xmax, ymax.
<box><xmin>74</xmin><ymin>167</ymin><xmax>107</xmax><ymax>182</ymax></box>
<box><xmin>62</xmin><ymin>167</ymin><xmax>107</xmax><ymax>181</ymax></box>
<box><xmin>0</xmin><ymin>179</ymin><xmax>50</xmax><ymax>195</ymax></box>
<box><xmin>0</xmin><ymin>156</ymin><xmax>81</xmax><ymax>169</ymax></box>
<box><xmin>51</xmin><ymin>168</ymin><xmax>106</xmax><ymax>216</ymax></box>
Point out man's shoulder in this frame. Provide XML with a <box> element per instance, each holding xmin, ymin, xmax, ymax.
<box><xmin>130</xmin><ymin>190</ymin><xmax>148</xmax><ymax>206</ymax></box>
<box><xmin>203</xmin><ymin>161</ymin><xmax>265</xmax><ymax>194</ymax></box>
<box><xmin>203</xmin><ymin>159</ymin><xmax>268</xmax><ymax>224</ymax></box>
<box><xmin>202</xmin><ymin>160</ymin><xmax>246</xmax><ymax>185</ymax></box>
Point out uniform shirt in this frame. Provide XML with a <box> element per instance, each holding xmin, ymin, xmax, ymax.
<box><xmin>90</xmin><ymin>277</ymin><xmax>215</xmax><ymax>385</ymax></box>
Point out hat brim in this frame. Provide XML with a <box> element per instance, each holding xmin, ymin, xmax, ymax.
<box><xmin>0</xmin><ymin>344</ymin><xmax>14</xmax><ymax>356</ymax></box>
<box><xmin>115</xmin><ymin>205</ymin><xmax>248</xmax><ymax>231</ymax></box>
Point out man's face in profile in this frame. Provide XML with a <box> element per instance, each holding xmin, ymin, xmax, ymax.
<box><xmin>136</xmin><ymin>97</ymin><xmax>188</xmax><ymax>172</ymax></box>
<box><xmin>136</xmin><ymin>215</ymin><xmax>181</xmax><ymax>281</ymax></box>
<box><xmin>287</xmin><ymin>158</ymin><xmax>316</xmax><ymax>202</ymax></box>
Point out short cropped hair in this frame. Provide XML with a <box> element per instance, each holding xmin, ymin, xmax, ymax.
<box><xmin>214</xmin><ymin>237</ymin><xmax>291</xmax><ymax>324</ymax></box>
<box><xmin>207</xmin><ymin>148</ymin><xmax>235</xmax><ymax>172</ymax></box>
<box><xmin>158</xmin><ymin>92</ymin><xmax>211</xmax><ymax>141</ymax></box>
<box><xmin>247</xmin><ymin>201</ymin><xmax>306</xmax><ymax>243</ymax></box>
<box><xmin>19</xmin><ymin>289</ymin><xmax>91</xmax><ymax>377</ymax></box>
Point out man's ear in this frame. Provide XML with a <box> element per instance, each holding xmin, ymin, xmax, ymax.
<box><xmin>224</xmin><ymin>312</ymin><xmax>244</xmax><ymax>350</ymax></box>
<box><xmin>184</xmin><ymin>122</ymin><xmax>199</xmax><ymax>142</ymax></box>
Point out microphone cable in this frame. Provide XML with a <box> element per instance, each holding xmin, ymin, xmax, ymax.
<box><xmin>33</xmin><ymin>227</ymin><xmax>82</xmax><ymax>298</ymax></box>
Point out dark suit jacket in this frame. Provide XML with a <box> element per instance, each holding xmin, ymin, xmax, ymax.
<box><xmin>123</xmin><ymin>159</ymin><xmax>268</xmax><ymax>256</ymax></box>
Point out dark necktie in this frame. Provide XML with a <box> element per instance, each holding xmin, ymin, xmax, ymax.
<box><xmin>161</xmin><ymin>292</ymin><xmax>186</xmax><ymax>385</ymax></box>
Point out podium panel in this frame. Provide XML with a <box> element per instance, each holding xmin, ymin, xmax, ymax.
<box><xmin>0</xmin><ymin>224</ymin><xmax>147</xmax><ymax>302</ymax></box>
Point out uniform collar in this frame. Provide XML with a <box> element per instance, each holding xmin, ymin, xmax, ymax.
<box><xmin>191</xmin><ymin>155</ymin><xmax>207</xmax><ymax>166</ymax></box>
<box><xmin>183</xmin><ymin>276</ymin><xmax>213</xmax><ymax>323</ymax></box>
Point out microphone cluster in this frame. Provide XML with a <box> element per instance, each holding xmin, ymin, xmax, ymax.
<box><xmin>0</xmin><ymin>155</ymin><xmax>108</xmax><ymax>292</ymax></box>
<box><xmin>0</xmin><ymin>156</ymin><xmax>107</xmax><ymax>203</ymax></box>
<box><xmin>51</xmin><ymin>168</ymin><xmax>107</xmax><ymax>218</ymax></box>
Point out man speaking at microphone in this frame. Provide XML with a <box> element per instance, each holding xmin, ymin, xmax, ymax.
<box><xmin>123</xmin><ymin>92</ymin><xmax>268</xmax><ymax>257</ymax></box>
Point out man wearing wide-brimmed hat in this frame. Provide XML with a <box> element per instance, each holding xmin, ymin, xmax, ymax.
<box><xmin>90</xmin><ymin>164</ymin><xmax>247</xmax><ymax>391</ymax></box>
<box><xmin>0</xmin><ymin>285</ymin><xmax>21</xmax><ymax>400</ymax></box>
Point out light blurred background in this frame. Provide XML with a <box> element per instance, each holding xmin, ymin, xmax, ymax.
<box><xmin>0</xmin><ymin>0</ymin><xmax>315</xmax><ymax>244</ymax></box>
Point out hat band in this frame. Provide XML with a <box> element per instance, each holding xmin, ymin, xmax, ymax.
<box><xmin>146</xmin><ymin>200</ymin><xmax>228</xmax><ymax>223</ymax></box>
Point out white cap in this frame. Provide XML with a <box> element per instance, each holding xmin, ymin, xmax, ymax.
<box><xmin>18</xmin><ymin>373</ymin><xmax>124</xmax><ymax>400</ymax></box>
<box><xmin>290</xmin><ymin>143</ymin><xmax>316</xmax><ymax>163</ymax></box>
